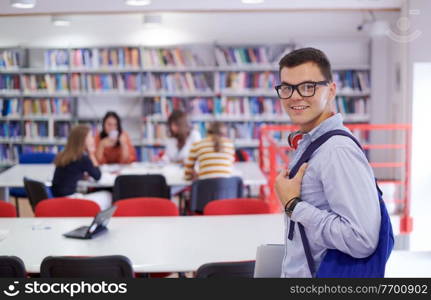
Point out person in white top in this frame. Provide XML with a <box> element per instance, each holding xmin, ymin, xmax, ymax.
<box><xmin>162</xmin><ymin>110</ymin><xmax>201</xmax><ymax>164</ymax></box>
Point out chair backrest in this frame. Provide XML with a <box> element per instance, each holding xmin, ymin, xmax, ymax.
<box><xmin>114</xmin><ymin>197</ymin><xmax>179</xmax><ymax>217</ymax></box>
<box><xmin>35</xmin><ymin>198</ymin><xmax>101</xmax><ymax>217</ymax></box>
<box><xmin>253</xmin><ymin>244</ymin><xmax>284</xmax><ymax>278</ymax></box>
<box><xmin>203</xmin><ymin>198</ymin><xmax>270</xmax><ymax>215</ymax></box>
<box><xmin>19</xmin><ymin>152</ymin><xmax>56</xmax><ymax>164</ymax></box>
<box><xmin>191</xmin><ymin>176</ymin><xmax>243</xmax><ymax>213</ymax></box>
<box><xmin>0</xmin><ymin>256</ymin><xmax>26</xmax><ymax>278</ymax></box>
<box><xmin>0</xmin><ymin>201</ymin><xmax>17</xmax><ymax>217</ymax></box>
<box><xmin>113</xmin><ymin>175</ymin><xmax>170</xmax><ymax>202</ymax></box>
<box><xmin>23</xmin><ymin>177</ymin><xmax>53</xmax><ymax>211</ymax></box>
<box><xmin>40</xmin><ymin>255</ymin><xmax>134</xmax><ymax>278</ymax></box>
<box><xmin>196</xmin><ymin>261</ymin><xmax>255</xmax><ymax>278</ymax></box>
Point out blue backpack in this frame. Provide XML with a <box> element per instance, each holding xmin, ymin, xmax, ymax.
<box><xmin>288</xmin><ymin>129</ymin><xmax>394</xmax><ymax>278</ymax></box>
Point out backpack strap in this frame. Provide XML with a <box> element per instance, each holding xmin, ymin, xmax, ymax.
<box><xmin>288</xmin><ymin>129</ymin><xmax>364</xmax><ymax>277</ymax></box>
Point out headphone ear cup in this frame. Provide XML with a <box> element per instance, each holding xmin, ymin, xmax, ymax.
<box><xmin>288</xmin><ymin>131</ymin><xmax>303</xmax><ymax>150</ymax></box>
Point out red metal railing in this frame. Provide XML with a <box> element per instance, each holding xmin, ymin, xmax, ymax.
<box><xmin>258</xmin><ymin>123</ymin><xmax>412</xmax><ymax>234</ymax></box>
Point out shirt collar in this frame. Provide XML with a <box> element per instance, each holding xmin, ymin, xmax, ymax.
<box><xmin>303</xmin><ymin>113</ymin><xmax>344</xmax><ymax>142</ymax></box>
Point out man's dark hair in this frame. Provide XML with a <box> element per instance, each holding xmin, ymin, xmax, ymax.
<box><xmin>279</xmin><ymin>47</ymin><xmax>333</xmax><ymax>82</ymax></box>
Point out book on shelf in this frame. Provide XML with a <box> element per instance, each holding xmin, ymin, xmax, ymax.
<box><xmin>0</xmin><ymin>74</ymin><xmax>20</xmax><ymax>91</ymax></box>
<box><xmin>0</xmin><ymin>50</ymin><xmax>20</xmax><ymax>69</ymax></box>
<box><xmin>216</xmin><ymin>71</ymin><xmax>278</xmax><ymax>91</ymax></box>
<box><xmin>97</xmin><ymin>48</ymin><xmax>141</xmax><ymax>69</ymax></box>
<box><xmin>333</xmin><ymin>70</ymin><xmax>371</xmax><ymax>94</ymax></box>
<box><xmin>22</xmin><ymin>74</ymin><xmax>69</xmax><ymax>93</ymax></box>
<box><xmin>0</xmin><ymin>144</ymin><xmax>20</xmax><ymax>163</ymax></box>
<box><xmin>44</xmin><ymin>49</ymin><xmax>69</xmax><ymax>69</ymax></box>
<box><xmin>54</xmin><ymin>122</ymin><xmax>71</xmax><ymax>139</ymax></box>
<box><xmin>142</xmin><ymin>72</ymin><xmax>211</xmax><ymax>94</ymax></box>
<box><xmin>24</xmin><ymin>121</ymin><xmax>49</xmax><ymax>139</ymax></box>
<box><xmin>142</xmin><ymin>48</ymin><xmax>205</xmax><ymax>68</ymax></box>
<box><xmin>0</xmin><ymin>98</ymin><xmax>21</xmax><ymax>117</ymax></box>
<box><xmin>335</xmin><ymin>96</ymin><xmax>369</xmax><ymax>116</ymax></box>
<box><xmin>215</xmin><ymin>46</ymin><xmax>270</xmax><ymax>66</ymax></box>
<box><xmin>22</xmin><ymin>145</ymin><xmax>63</xmax><ymax>154</ymax></box>
<box><xmin>23</xmin><ymin>98</ymin><xmax>72</xmax><ymax>116</ymax></box>
<box><xmin>0</xmin><ymin>121</ymin><xmax>22</xmax><ymax>139</ymax></box>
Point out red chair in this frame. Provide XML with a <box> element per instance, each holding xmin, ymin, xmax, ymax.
<box><xmin>35</xmin><ymin>198</ymin><xmax>101</xmax><ymax>217</ymax></box>
<box><xmin>0</xmin><ymin>201</ymin><xmax>17</xmax><ymax>218</ymax></box>
<box><xmin>203</xmin><ymin>198</ymin><xmax>271</xmax><ymax>216</ymax></box>
<box><xmin>114</xmin><ymin>197</ymin><xmax>179</xmax><ymax>217</ymax></box>
<box><xmin>113</xmin><ymin>197</ymin><xmax>178</xmax><ymax>278</ymax></box>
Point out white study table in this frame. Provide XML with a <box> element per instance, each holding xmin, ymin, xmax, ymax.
<box><xmin>0</xmin><ymin>213</ymin><xmax>284</xmax><ymax>273</ymax></box>
<box><xmin>0</xmin><ymin>162</ymin><xmax>267</xmax><ymax>201</ymax></box>
<box><xmin>0</xmin><ymin>213</ymin><xmax>427</xmax><ymax>277</ymax></box>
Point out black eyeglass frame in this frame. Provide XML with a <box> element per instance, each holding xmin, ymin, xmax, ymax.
<box><xmin>275</xmin><ymin>80</ymin><xmax>330</xmax><ymax>99</ymax></box>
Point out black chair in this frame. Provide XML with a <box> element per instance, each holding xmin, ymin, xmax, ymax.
<box><xmin>40</xmin><ymin>255</ymin><xmax>134</xmax><ymax>278</ymax></box>
<box><xmin>0</xmin><ymin>256</ymin><xmax>26</xmax><ymax>278</ymax></box>
<box><xmin>113</xmin><ymin>174</ymin><xmax>170</xmax><ymax>202</ymax></box>
<box><xmin>195</xmin><ymin>261</ymin><xmax>255</xmax><ymax>278</ymax></box>
<box><xmin>23</xmin><ymin>177</ymin><xmax>53</xmax><ymax>212</ymax></box>
<box><xmin>9</xmin><ymin>152</ymin><xmax>56</xmax><ymax>216</ymax></box>
<box><xmin>190</xmin><ymin>176</ymin><xmax>243</xmax><ymax>213</ymax></box>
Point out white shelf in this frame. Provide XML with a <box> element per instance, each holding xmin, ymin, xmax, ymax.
<box><xmin>143</xmin><ymin>91</ymin><xmax>215</xmax><ymax>98</ymax></box>
<box><xmin>146</xmin><ymin>115</ymin><xmax>291</xmax><ymax>122</ymax></box>
<box><xmin>0</xmin><ymin>68</ymin><xmax>20</xmax><ymax>74</ymax></box>
<box><xmin>144</xmin><ymin>66</ymin><xmax>216</xmax><ymax>72</ymax></box>
<box><xmin>22</xmin><ymin>115</ymin><xmax>73</xmax><ymax>121</ymax></box>
<box><xmin>21</xmin><ymin>68</ymin><xmax>69</xmax><ymax>74</ymax></box>
<box><xmin>23</xmin><ymin>91</ymin><xmax>71</xmax><ymax>97</ymax></box>
<box><xmin>70</xmin><ymin>67</ymin><xmax>142</xmax><ymax>73</ymax></box>
<box><xmin>0</xmin><ymin>138</ymin><xmax>21</xmax><ymax>143</ymax></box>
<box><xmin>343</xmin><ymin>114</ymin><xmax>370</xmax><ymax>123</ymax></box>
<box><xmin>0</xmin><ymin>116</ymin><xmax>21</xmax><ymax>121</ymax></box>
<box><xmin>0</xmin><ymin>90</ymin><xmax>21</xmax><ymax>97</ymax></box>
<box><xmin>217</xmin><ymin>64</ymin><xmax>278</xmax><ymax>72</ymax></box>
<box><xmin>219</xmin><ymin>88</ymin><xmax>276</xmax><ymax>97</ymax></box>
<box><xmin>22</xmin><ymin>138</ymin><xmax>67</xmax><ymax>145</ymax></box>
<box><xmin>337</xmin><ymin>90</ymin><xmax>370</xmax><ymax>97</ymax></box>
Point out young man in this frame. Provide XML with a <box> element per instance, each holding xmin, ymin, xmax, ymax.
<box><xmin>274</xmin><ymin>48</ymin><xmax>380</xmax><ymax>277</ymax></box>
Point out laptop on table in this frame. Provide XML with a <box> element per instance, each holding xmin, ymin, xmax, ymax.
<box><xmin>63</xmin><ymin>206</ymin><xmax>117</xmax><ymax>240</ymax></box>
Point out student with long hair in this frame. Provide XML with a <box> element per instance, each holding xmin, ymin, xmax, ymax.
<box><xmin>184</xmin><ymin>121</ymin><xmax>234</xmax><ymax>180</ymax></box>
<box><xmin>162</xmin><ymin>110</ymin><xmax>201</xmax><ymax>164</ymax></box>
<box><xmin>52</xmin><ymin>125</ymin><xmax>112</xmax><ymax>210</ymax></box>
<box><xmin>95</xmin><ymin>111</ymin><xmax>136</xmax><ymax>164</ymax></box>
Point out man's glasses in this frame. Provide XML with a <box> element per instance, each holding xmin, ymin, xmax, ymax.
<box><xmin>275</xmin><ymin>81</ymin><xmax>329</xmax><ymax>99</ymax></box>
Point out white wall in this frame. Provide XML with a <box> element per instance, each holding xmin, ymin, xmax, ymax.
<box><xmin>406</xmin><ymin>0</ymin><xmax>431</xmax><ymax>250</ymax></box>
<box><xmin>0</xmin><ymin>11</ymin><xmax>398</xmax><ymax>48</ymax></box>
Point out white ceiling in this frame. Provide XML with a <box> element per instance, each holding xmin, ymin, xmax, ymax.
<box><xmin>0</xmin><ymin>0</ymin><xmax>403</xmax><ymax>16</ymax></box>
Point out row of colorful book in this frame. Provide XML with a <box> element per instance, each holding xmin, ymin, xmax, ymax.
<box><xmin>142</xmin><ymin>72</ymin><xmax>211</xmax><ymax>93</ymax></box>
<box><xmin>143</xmin><ymin>96</ymin><xmax>285</xmax><ymax>118</ymax></box>
<box><xmin>215</xmin><ymin>46</ymin><xmax>270</xmax><ymax>66</ymax></box>
<box><xmin>0</xmin><ymin>121</ymin><xmax>21</xmax><ymax>138</ymax></box>
<box><xmin>1</xmin><ymin>98</ymin><xmax>20</xmax><ymax>117</ymax></box>
<box><xmin>216</xmin><ymin>71</ymin><xmax>278</xmax><ymax>90</ymax></box>
<box><xmin>0</xmin><ymin>50</ymin><xmax>20</xmax><ymax>69</ymax></box>
<box><xmin>142</xmin><ymin>48</ymin><xmax>205</xmax><ymax>68</ymax></box>
<box><xmin>46</xmin><ymin>48</ymin><xmax>141</xmax><ymax>69</ymax></box>
<box><xmin>0</xmin><ymin>75</ymin><xmax>20</xmax><ymax>90</ymax></box>
<box><xmin>23</xmin><ymin>98</ymin><xmax>72</xmax><ymax>116</ymax></box>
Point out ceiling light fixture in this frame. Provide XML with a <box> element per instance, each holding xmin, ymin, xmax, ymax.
<box><xmin>125</xmin><ymin>0</ymin><xmax>151</xmax><ymax>6</ymax></box>
<box><xmin>52</xmin><ymin>15</ymin><xmax>71</xmax><ymax>27</ymax></box>
<box><xmin>241</xmin><ymin>0</ymin><xmax>264</xmax><ymax>4</ymax></box>
<box><xmin>10</xmin><ymin>0</ymin><xmax>36</xmax><ymax>9</ymax></box>
<box><xmin>143</xmin><ymin>14</ymin><xmax>162</xmax><ymax>28</ymax></box>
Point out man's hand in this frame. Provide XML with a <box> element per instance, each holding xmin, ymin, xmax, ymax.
<box><xmin>275</xmin><ymin>163</ymin><xmax>308</xmax><ymax>208</ymax></box>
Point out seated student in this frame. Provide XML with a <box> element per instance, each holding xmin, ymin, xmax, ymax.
<box><xmin>162</xmin><ymin>110</ymin><xmax>201</xmax><ymax>164</ymax></box>
<box><xmin>95</xmin><ymin>111</ymin><xmax>136</xmax><ymax>164</ymax></box>
<box><xmin>184</xmin><ymin>122</ymin><xmax>235</xmax><ymax>181</ymax></box>
<box><xmin>52</xmin><ymin>125</ymin><xmax>112</xmax><ymax>210</ymax></box>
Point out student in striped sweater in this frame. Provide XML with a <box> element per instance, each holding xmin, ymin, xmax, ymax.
<box><xmin>184</xmin><ymin>122</ymin><xmax>235</xmax><ymax>181</ymax></box>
